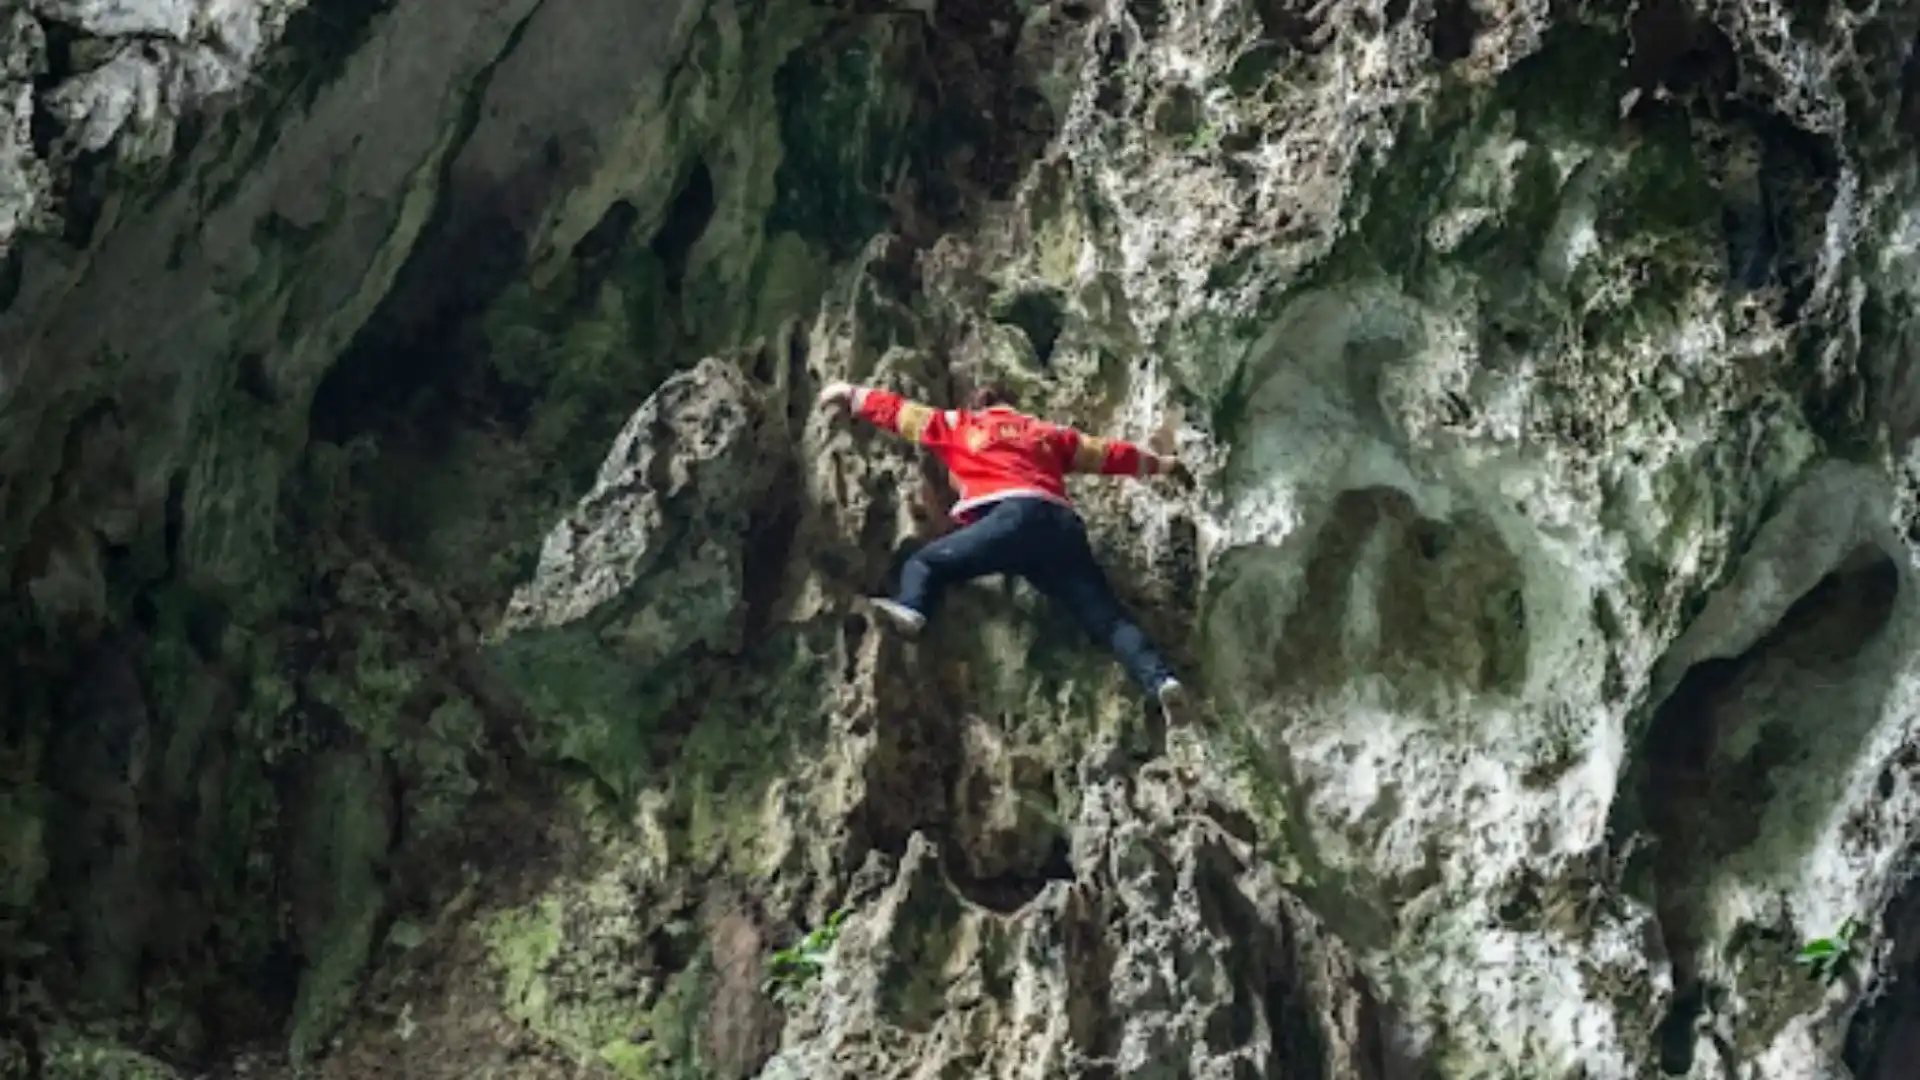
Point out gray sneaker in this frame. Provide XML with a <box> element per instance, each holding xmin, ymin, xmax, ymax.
<box><xmin>867</xmin><ymin>597</ymin><xmax>927</xmax><ymax>638</ymax></box>
<box><xmin>1156</xmin><ymin>678</ymin><xmax>1192</xmax><ymax>724</ymax></box>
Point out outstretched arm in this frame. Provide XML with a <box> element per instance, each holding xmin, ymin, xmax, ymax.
<box><xmin>817</xmin><ymin>382</ymin><xmax>957</xmax><ymax>447</ymax></box>
<box><xmin>1054</xmin><ymin>424</ymin><xmax>1186</xmax><ymax>481</ymax></box>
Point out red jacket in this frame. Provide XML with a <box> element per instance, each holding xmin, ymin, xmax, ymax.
<box><xmin>850</xmin><ymin>387</ymin><xmax>1165</xmax><ymax>519</ymax></box>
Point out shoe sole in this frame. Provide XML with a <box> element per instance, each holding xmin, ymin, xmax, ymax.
<box><xmin>1158</xmin><ymin>685</ymin><xmax>1194</xmax><ymax>725</ymax></box>
<box><xmin>865</xmin><ymin>598</ymin><xmax>925</xmax><ymax>638</ymax></box>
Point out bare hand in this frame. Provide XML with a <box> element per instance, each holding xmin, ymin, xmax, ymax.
<box><xmin>816</xmin><ymin>381</ymin><xmax>854</xmax><ymax>411</ymax></box>
<box><xmin>1157</xmin><ymin>455</ymin><xmax>1195</xmax><ymax>488</ymax></box>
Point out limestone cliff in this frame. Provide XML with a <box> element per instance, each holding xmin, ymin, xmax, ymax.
<box><xmin>6</xmin><ymin>0</ymin><xmax>1920</xmax><ymax>1077</ymax></box>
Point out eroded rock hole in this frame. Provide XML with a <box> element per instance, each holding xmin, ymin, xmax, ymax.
<box><xmin>28</xmin><ymin>21</ymin><xmax>79</xmax><ymax>160</ymax></box>
<box><xmin>236</xmin><ymin>352</ymin><xmax>278</xmax><ymax>405</ymax></box>
<box><xmin>1655</xmin><ymin>981</ymin><xmax>1708</xmax><ymax>1074</ymax></box>
<box><xmin>738</xmin><ymin>476</ymin><xmax>802</xmax><ymax>644</ymax></box>
<box><xmin>568</xmin><ymin>198</ymin><xmax>639</xmax><ymax>304</ymax></box>
<box><xmin>1125</xmin><ymin>0</ymin><xmax>1167</xmax><ymax>35</ymax></box>
<box><xmin>1093</xmin><ymin>30</ymin><xmax>1130</xmax><ymax>115</ymax></box>
<box><xmin>308</xmin><ymin>171</ymin><xmax>538</xmax><ymax>444</ymax></box>
<box><xmin>1719</xmin><ymin>108</ymin><xmax>1839</xmax><ymax>318</ymax></box>
<box><xmin>1254</xmin><ymin>0</ymin><xmax>1330</xmax><ymax>54</ymax></box>
<box><xmin>1627</xmin><ymin>0</ymin><xmax>1738</xmax><ymax>99</ymax></box>
<box><xmin>944</xmin><ymin>830</ymin><xmax>1072</xmax><ymax>914</ymax></box>
<box><xmin>650</xmin><ymin>162</ymin><xmax>716</xmax><ymax>296</ymax></box>
<box><xmin>991</xmin><ymin>288</ymin><xmax>1066</xmax><ymax>366</ymax></box>
<box><xmin>1428</xmin><ymin>0</ymin><xmax>1482</xmax><ymax>64</ymax></box>
<box><xmin>1226</xmin><ymin>43</ymin><xmax>1285</xmax><ymax>95</ymax></box>
<box><xmin>58</xmin><ymin>150</ymin><xmax>111</xmax><ymax>249</ymax></box>
<box><xmin>1151</xmin><ymin>85</ymin><xmax>1204</xmax><ymax>138</ymax></box>
<box><xmin>1844</xmin><ymin>850</ymin><xmax>1920</xmax><ymax>1079</ymax></box>
<box><xmin>1632</xmin><ymin>547</ymin><xmax>1900</xmax><ymax>1071</ymax></box>
<box><xmin>0</xmin><ymin>244</ymin><xmax>22</xmax><ymax>315</ymax></box>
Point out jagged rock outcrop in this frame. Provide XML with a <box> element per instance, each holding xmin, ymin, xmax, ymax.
<box><xmin>760</xmin><ymin>759</ymin><xmax>1406</xmax><ymax>1080</ymax></box>
<box><xmin>9</xmin><ymin>0</ymin><xmax>1920</xmax><ymax>1076</ymax></box>
<box><xmin>1</xmin><ymin>0</ymin><xmax>306</xmax><ymax>256</ymax></box>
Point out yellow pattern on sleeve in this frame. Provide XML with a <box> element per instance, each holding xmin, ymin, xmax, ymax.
<box><xmin>1071</xmin><ymin>435</ymin><xmax>1109</xmax><ymax>473</ymax></box>
<box><xmin>898</xmin><ymin>402</ymin><xmax>935</xmax><ymax>442</ymax></box>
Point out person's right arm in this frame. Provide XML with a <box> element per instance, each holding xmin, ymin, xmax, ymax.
<box><xmin>817</xmin><ymin>382</ymin><xmax>959</xmax><ymax>450</ymax></box>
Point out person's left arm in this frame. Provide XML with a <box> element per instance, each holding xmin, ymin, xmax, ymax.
<box><xmin>1050</xmin><ymin>422</ymin><xmax>1181</xmax><ymax>480</ymax></box>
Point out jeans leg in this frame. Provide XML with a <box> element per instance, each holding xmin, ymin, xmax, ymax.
<box><xmin>896</xmin><ymin>499</ymin><xmax>1035</xmax><ymax>621</ymax></box>
<box><xmin>1027</xmin><ymin>516</ymin><xmax>1174</xmax><ymax>693</ymax></box>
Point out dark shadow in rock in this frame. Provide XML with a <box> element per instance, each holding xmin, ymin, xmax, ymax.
<box><xmin>29</xmin><ymin>21</ymin><xmax>79</xmax><ymax>161</ymax></box>
<box><xmin>306</xmin><ymin>1</ymin><xmax>561</xmax><ymax>450</ymax></box>
<box><xmin>1620</xmin><ymin>546</ymin><xmax>1902</xmax><ymax>1070</ymax></box>
<box><xmin>846</xmin><ymin>650</ymin><xmax>967</xmax><ymax>867</ymax></box>
<box><xmin>0</xmin><ymin>243</ymin><xmax>21</xmax><ymax>314</ymax></box>
<box><xmin>1844</xmin><ymin>828</ymin><xmax>1920</xmax><ymax>1080</ymax></box>
<box><xmin>1061</xmin><ymin>887</ymin><xmax>1121</xmax><ymax>1061</ymax></box>
<box><xmin>1125</xmin><ymin>0</ymin><xmax>1167</xmax><ymax>36</ymax></box>
<box><xmin>1655</xmin><ymin>979</ymin><xmax>1707</xmax><ymax>1075</ymax></box>
<box><xmin>1428</xmin><ymin>0</ymin><xmax>1482</xmax><ymax>65</ymax></box>
<box><xmin>906</xmin><ymin>0</ymin><xmax>1059</xmax><ymax>215</ymax></box>
<box><xmin>568</xmin><ymin>197</ymin><xmax>640</xmax><ymax>305</ymax></box>
<box><xmin>1626</xmin><ymin>0</ymin><xmax>1738</xmax><ymax>100</ymax></box>
<box><xmin>1226</xmin><ymin>42</ymin><xmax>1286</xmax><ymax>95</ymax></box>
<box><xmin>307</xmin><ymin>150</ymin><xmax>557</xmax><ymax>447</ymax></box>
<box><xmin>650</xmin><ymin>160</ymin><xmax>716</xmax><ymax>297</ymax></box>
<box><xmin>991</xmin><ymin>288</ymin><xmax>1067</xmax><ymax>367</ymax></box>
<box><xmin>42</xmin><ymin>634</ymin><xmax>154</xmax><ymax>1013</ymax></box>
<box><xmin>1253</xmin><ymin>0</ymin><xmax>1331</xmax><ymax>55</ymax></box>
<box><xmin>1721</xmin><ymin>104</ymin><xmax>1841</xmax><ymax>322</ymax></box>
<box><xmin>943</xmin><ymin>830</ymin><xmax>1073</xmax><ymax>915</ymax></box>
<box><xmin>1190</xmin><ymin>835</ymin><xmax>1410</xmax><ymax>1080</ymax></box>
<box><xmin>739</xmin><ymin>456</ymin><xmax>804</xmax><ymax>646</ymax></box>
<box><xmin>849</xmin><ymin>668</ymin><xmax>1076</xmax><ymax>914</ymax></box>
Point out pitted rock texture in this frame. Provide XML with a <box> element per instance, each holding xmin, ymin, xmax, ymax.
<box><xmin>497</xmin><ymin>353</ymin><xmax>783</xmax><ymax>646</ymax></box>
<box><xmin>8</xmin><ymin>0</ymin><xmax>1920</xmax><ymax>1076</ymax></box>
<box><xmin>1</xmin><ymin>0</ymin><xmax>306</xmax><ymax>255</ymax></box>
<box><xmin>760</xmin><ymin>771</ymin><xmax>1404</xmax><ymax>1080</ymax></box>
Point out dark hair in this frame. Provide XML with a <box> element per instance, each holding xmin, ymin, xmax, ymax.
<box><xmin>966</xmin><ymin>385</ymin><xmax>1015</xmax><ymax>410</ymax></box>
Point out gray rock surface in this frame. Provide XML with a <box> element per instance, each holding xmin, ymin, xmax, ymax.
<box><xmin>1</xmin><ymin>0</ymin><xmax>304</xmax><ymax>254</ymax></box>
<box><xmin>5</xmin><ymin>0</ymin><xmax>1920</xmax><ymax>1077</ymax></box>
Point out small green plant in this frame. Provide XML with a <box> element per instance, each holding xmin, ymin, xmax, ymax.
<box><xmin>763</xmin><ymin>907</ymin><xmax>851</xmax><ymax>1006</ymax></box>
<box><xmin>1794</xmin><ymin>916</ymin><xmax>1862</xmax><ymax>984</ymax></box>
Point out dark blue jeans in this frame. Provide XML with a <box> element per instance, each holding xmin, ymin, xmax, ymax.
<box><xmin>893</xmin><ymin>496</ymin><xmax>1174</xmax><ymax>693</ymax></box>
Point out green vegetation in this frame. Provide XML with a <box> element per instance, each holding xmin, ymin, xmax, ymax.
<box><xmin>1794</xmin><ymin>917</ymin><xmax>1861</xmax><ymax>984</ymax></box>
<box><xmin>763</xmin><ymin>907</ymin><xmax>852</xmax><ymax>1007</ymax></box>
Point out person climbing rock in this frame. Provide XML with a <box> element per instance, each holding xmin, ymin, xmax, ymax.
<box><xmin>816</xmin><ymin>379</ymin><xmax>1194</xmax><ymax>720</ymax></box>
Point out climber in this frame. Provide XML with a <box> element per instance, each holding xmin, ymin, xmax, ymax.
<box><xmin>816</xmin><ymin>379</ymin><xmax>1194</xmax><ymax>720</ymax></box>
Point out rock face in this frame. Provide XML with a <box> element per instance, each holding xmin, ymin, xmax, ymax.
<box><xmin>8</xmin><ymin>0</ymin><xmax>1920</xmax><ymax>1077</ymax></box>
<box><xmin>2</xmin><ymin>0</ymin><xmax>306</xmax><ymax>255</ymax></box>
<box><xmin>760</xmin><ymin>763</ymin><xmax>1408</xmax><ymax>1080</ymax></box>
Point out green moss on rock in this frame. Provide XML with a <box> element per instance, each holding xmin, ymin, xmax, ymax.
<box><xmin>484</xmin><ymin>888</ymin><xmax>715</xmax><ymax>1079</ymax></box>
<box><xmin>40</xmin><ymin>1039</ymin><xmax>181</xmax><ymax>1080</ymax></box>
<box><xmin>286</xmin><ymin>750</ymin><xmax>393</xmax><ymax>1064</ymax></box>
